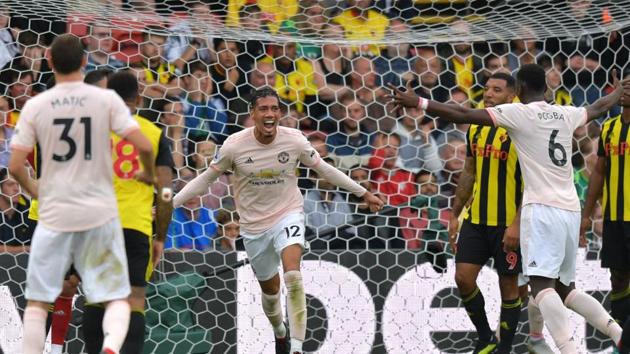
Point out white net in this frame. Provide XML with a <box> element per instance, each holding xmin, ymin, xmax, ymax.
<box><xmin>0</xmin><ymin>0</ymin><xmax>627</xmax><ymax>353</ymax></box>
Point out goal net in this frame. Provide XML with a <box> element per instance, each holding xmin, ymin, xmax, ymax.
<box><xmin>0</xmin><ymin>0</ymin><xmax>628</xmax><ymax>353</ymax></box>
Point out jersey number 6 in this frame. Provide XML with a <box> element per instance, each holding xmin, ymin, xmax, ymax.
<box><xmin>548</xmin><ymin>129</ymin><xmax>567</xmax><ymax>167</ymax></box>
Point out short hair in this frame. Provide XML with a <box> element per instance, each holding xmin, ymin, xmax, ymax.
<box><xmin>216</xmin><ymin>208</ymin><xmax>240</xmax><ymax>225</ymax></box>
<box><xmin>151</xmin><ymin>96</ymin><xmax>181</xmax><ymax>113</ymax></box>
<box><xmin>50</xmin><ymin>34</ymin><xmax>85</xmax><ymax>74</ymax></box>
<box><xmin>107</xmin><ymin>71</ymin><xmax>139</xmax><ymax>102</ymax></box>
<box><xmin>516</xmin><ymin>64</ymin><xmax>547</xmax><ymax>93</ymax></box>
<box><xmin>183</xmin><ymin>60</ymin><xmax>208</xmax><ymax>76</ymax></box>
<box><xmin>488</xmin><ymin>72</ymin><xmax>515</xmax><ymax>89</ymax></box>
<box><xmin>249</xmin><ymin>87</ymin><xmax>280</xmax><ymax>110</ymax></box>
<box><xmin>84</xmin><ymin>68</ymin><xmax>112</xmax><ymax>85</ymax></box>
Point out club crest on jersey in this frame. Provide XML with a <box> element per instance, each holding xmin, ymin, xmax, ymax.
<box><xmin>277</xmin><ymin>151</ymin><xmax>289</xmax><ymax>164</ymax></box>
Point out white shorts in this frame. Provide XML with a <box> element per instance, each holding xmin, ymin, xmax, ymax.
<box><xmin>25</xmin><ymin>218</ymin><xmax>131</xmax><ymax>304</ymax></box>
<box><xmin>241</xmin><ymin>213</ymin><xmax>305</xmax><ymax>281</ymax></box>
<box><xmin>520</xmin><ymin>204</ymin><xmax>580</xmax><ymax>286</ymax></box>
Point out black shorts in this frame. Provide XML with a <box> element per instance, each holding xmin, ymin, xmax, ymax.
<box><xmin>601</xmin><ymin>221</ymin><xmax>630</xmax><ymax>271</ymax></box>
<box><xmin>455</xmin><ymin>220</ymin><xmax>522</xmax><ymax>275</ymax></box>
<box><xmin>124</xmin><ymin>229</ymin><xmax>151</xmax><ymax>287</ymax></box>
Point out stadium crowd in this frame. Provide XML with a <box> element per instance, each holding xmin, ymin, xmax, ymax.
<box><xmin>0</xmin><ymin>0</ymin><xmax>627</xmax><ymax>261</ymax></box>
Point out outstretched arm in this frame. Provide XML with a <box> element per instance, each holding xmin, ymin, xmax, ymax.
<box><xmin>310</xmin><ymin>161</ymin><xmax>384</xmax><ymax>212</ymax></box>
<box><xmin>388</xmin><ymin>82</ymin><xmax>494</xmax><ymax>126</ymax></box>
<box><xmin>173</xmin><ymin>166</ymin><xmax>222</xmax><ymax>208</ymax></box>
<box><xmin>586</xmin><ymin>69</ymin><xmax>629</xmax><ymax>122</ymax></box>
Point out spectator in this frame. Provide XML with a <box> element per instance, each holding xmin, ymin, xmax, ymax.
<box><xmin>84</xmin><ymin>23</ymin><xmax>125</xmax><ymax>72</ymax></box>
<box><xmin>1</xmin><ymin>30</ymin><xmax>52</xmax><ymax>87</ymax></box>
<box><xmin>376</xmin><ymin>19</ymin><xmax>414</xmax><ymax>87</ymax></box>
<box><xmin>210</xmin><ymin>38</ymin><xmax>246</xmax><ymax>112</ymax></box>
<box><xmin>443</xmin><ymin>20</ymin><xmax>484</xmax><ymax>105</ymax></box>
<box><xmin>152</xmin><ymin>97</ymin><xmax>188</xmax><ymax>179</ymax></box>
<box><xmin>237</xmin><ymin>3</ymin><xmax>269</xmax><ymax>71</ymax></box>
<box><xmin>347</xmin><ymin>164</ymin><xmax>375</xmax><ymax>213</ymax></box>
<box><xmin>545</xmin><ymin>62</ymin><xmax>572</xmax><ymax>105</ymax></box>
<box><xmin>326</xmin><ymin>94</ymin><xmax>373</xmax><ymax>156</ymax></box>
<box><xmin>410</xmin><ymin>47</ymin><xmax>450</xmax><ymax>103</ymax></box>
<box><xmin>368</xmin><ymin>133</ymin><xmax>415</xmax><ymax>206</ymax></box>
<box><xmin>483</xmin><ymin>54</ymin><xmax>509</xmax><ymax>76</ymax></box>
<box><xmin>349</xmin><ymin>55</ymin><xmax>387</xmax><ymax>104</ymax></box>
<box><xmin>83</xmin><ymin>68</ymin><xmax>113</xmax><ymax>88</ymax></box>
<box><xmin>0</xmin><ymin>10</ymin><xmax>19</xmax><ymax>70</ymax></box>
<box><xmin>181</xmin><ymin>60</ymin><xmax>228</xmax><ymax>143</ymax></box>
<box><xmin>0</xmin><ymin>168</ymin><xmax>34</xmax><ymax>246</ymax></box>
<box><xmin>439</xmin><ymin>137</ymin><xmax>467</xmax><ymax>200</ymax></box>
<box><xmin>139</xmin><ymin>26</ymin><xmax>181</xmax><ymax>98</ymax></box>
<box><xmin>188</xmin><ymin>139</ymin><xmax>231</xmax><ymax>210</ymax></box>
<box><xmin>507</xmin><ymin>26</ymin><xmax>541</xmax><ymax>72</ymax></box>
<box><xmin>393</xmin><ymin>107</ymin><xmax>441</xmax><ymax>175</ymax></box>
<box><xmin>280</xmin><ymin>0</ymin><xmax>328</xmax><ymax>59</ymax></box>
<box><xmin>259</xmin><ymin>40</ymin><xmax>318</xmax><ymax>115</ymax></box>
<box><xmin>164</xmin><ymin>1</ymin><xmax>219</xmax><ymax>68</ymax></box>
<box><xmin>166</xmin><ymin>195</ymin><xmax>218</xmax><ymax>251</ymax></box>
<box><xmin>304</xmin><ymin>157</ymin><xmax>355</xmax><ymax>248</ymax></box>
<box><xmin>229</xmin><ymin>61</ymin><xmax>277</xmax><ymax>128</ymax></box>
<box><xmin>310</xmin><ymin>23</ymin><xmax>352</xmax><ymax>118</ymax></box>
<box><xmin>333</xmin><ymin>0</ymin><xmax>390</xmax><ymax>56</ymax></box>
<box><xmin>0</xmin><ymin>96</ymin><xmax>13</xmax><ymax>167</ymax></box>
<box><xmin>4</xmin><ymin>68</ymin><xmax>33</xmax><ymax>127</ymax></box>
<box><xmin>215</xmin><ymin>208</ymin><xmax>240</xmax><ymax>251</ymax></box>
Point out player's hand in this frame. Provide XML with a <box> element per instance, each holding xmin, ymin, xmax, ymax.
<box><xmin>448</xmin><ymin>215</ymin><xmax>459</xmax><ymax>254</ymax></box>
<box><xmin>386</xmin><ymin>80</ymin><xmax>420</xmax><ymax>112</ymax></box>
<box><xmin>152</xmin><ymin>239</ymin><xmax>164</xmax><ymax>269</ymax></box>
<box><xmin>363</xmin><ymin>192</ymin><xmax>384</xmax><ymax>213</ymax></box>
<box><xmin>502</xmin><ymin>222</ymin><xmax>519</xmax><ymax>253</ymax></box>
<box><xmin>134</xmin><ymin>170</ymin><xmax>157</xmax><ymax>186</ymax></box>
<box><xmin>579</xmin><ymin>217</ymin><xmax>591</xmax><ymax>248</ymax></box>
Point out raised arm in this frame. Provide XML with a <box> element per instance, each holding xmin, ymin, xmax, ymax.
<box><xmin>388</xmin><ymin>82</ymin><xmax>494</xmax><ymax>126</ymax></box>
<box><xmin>585</xmin><ymin>69</ymin><xmax>627</xmax><ymax>122</ymax></box>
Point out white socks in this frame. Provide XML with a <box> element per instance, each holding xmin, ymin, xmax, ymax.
<box><xmin>22</xmin><ymin>306</ymin><xmax>47</xmax><ymax>354</ymax></box>
<box><xmin>50</xmin><ymin>344</ymin><xmax>64</xmax><ymax>354</ymax></box>
<box><xmin>262</xmin><ymin>290</ymin><xmax>286</xmax><ymax>338</ymax></box>
<box><xmin>284</xmin><ymin>270</ymin><xmax>306</xmax><ymax>353</ymax></box>
<box><xmin>564</xmin><ymin>289</ymin><xmax>622</xmax><ymax>344</ymax></box>
<box><xmin>102</xmin><ymin>299</ymin><xmax>131</xmax><ymax>354</ymax></box>
<box><xmin>528</xmin><ymin>295</ymin><xmax>545</xmax><ymax>340</ymax></box>
<box><xmin>536</xmin><ymin>289</ymin><xmax>577</xmax><ymax>354</ymax></box>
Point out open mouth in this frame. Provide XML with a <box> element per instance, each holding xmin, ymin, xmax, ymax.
<box><xmin>263</xmin><ymin>120</ymin><xmax>276</xmax><ymax>129</ymax></box>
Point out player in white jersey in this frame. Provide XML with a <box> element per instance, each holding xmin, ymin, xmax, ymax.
<box><xmin>173</xmin><ymin>87</ymin><xmax>383</xmax><ymax>354</ymax></box>
<box><xmin>390</xmin><ymin>64</ymin><xmax>630</xmax><ymax>354</ymax></box>
<box><xmin>8</xmin><ymin>34</ymin><xmax>156</xmax><ymax>354</ymax></box>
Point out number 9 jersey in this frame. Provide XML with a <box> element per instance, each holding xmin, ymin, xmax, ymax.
<box><xmin>10</xmin><ymin>82</ymin><xmax>139</xmax><ymax>232</ymax></box>
<box><xmin>485</xmin><ymin>102</ymin><xmax>587</xmax><ymax>212</ymax></box>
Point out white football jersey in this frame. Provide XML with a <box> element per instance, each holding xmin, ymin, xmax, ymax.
<box><xmin>486</xmin><ymin>101</ymin><xmax>587</xmax><ymax>211</ymax></box>
<box><xmin>11</xmin><ymin>81</ymin><xmax>139</xmax><ymax>231</ymax></box>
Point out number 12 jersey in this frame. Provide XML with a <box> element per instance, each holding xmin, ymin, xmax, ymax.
<box><xmin>485</xmin><ymin>101</ymin><xmax>587</xmax><ymax>212</ymax></box>
<box><xmin>10</xmin><ymin>81</ymin><xmax>139</xmax><ymax>232</ymax></box>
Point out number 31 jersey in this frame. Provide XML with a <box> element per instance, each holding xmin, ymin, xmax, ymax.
<box><xmin>10</xmin><ymin>81</ymin><xmax>139</xmax><ymax>232</ymax></box>
<box><xmin>486</xmin><ymin>101</ymin><xmax>586</xmax><ymax>212</ymax></box>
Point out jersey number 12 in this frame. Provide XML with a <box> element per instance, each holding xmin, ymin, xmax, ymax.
<box><xmin>53</xmin><ymin>117</ymin><xmax>92</xmax><ymax>161</ymax></box>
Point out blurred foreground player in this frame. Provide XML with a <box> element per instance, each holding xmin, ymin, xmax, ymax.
<box><xmin>390</xmin><ymin>64</ymin><xmax>630</xmax><ymax>354</ymax></box>
<box><xmin>173</xmin><ymin>87</ymin><xmax>383</xmax><ymax>354</ymax></box>
<box><xmin>8</xmin><ymin>34</ymin><xmax>156</xmax><ymax>354</ymax></box>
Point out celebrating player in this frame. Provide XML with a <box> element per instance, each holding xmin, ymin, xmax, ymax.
<box><xmin>8</xmin><ymin>34</ymin><xmax>156</xmax><ymax>354</ymax></box>
<box><xmin>581</xmin><ymin>68</ymin><xmax>630</xmax><ymax>350</ymax></box>
<box><xmin>449</xmin><ymin>72</ymin><xmax>552</xmax><ymax>354</ymax></box>
<box><xmin>390</xmin><ymin>64</ymin><xmax>629</xmax><ymax>353</ymax></box>
<box><xmin>172</xmin><ymin>87</ymin><xmax>384</xmax><ymax>354</ymax></box>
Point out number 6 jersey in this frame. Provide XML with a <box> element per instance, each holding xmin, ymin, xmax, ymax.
<box><xmin>10</xmin><ymin>81</ymin><xmax>139</xmax><ymax>231</ymax></box>
<box><xmin>485</xmin><ymin>101</ymin><xmax>587</xmax><ymax>212</ymax></box>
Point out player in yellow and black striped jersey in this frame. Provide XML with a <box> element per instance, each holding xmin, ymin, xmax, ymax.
<box><xmin>448</xmin><ymin>73</ymin><xmax>531</xmax><ymax>354</ymax></box>
<box><xmin>582</xmin><ymin>72</ymin><xmax>630</xmax><ymax>331</ymax></box>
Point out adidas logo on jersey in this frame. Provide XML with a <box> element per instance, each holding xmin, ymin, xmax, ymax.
<box><xmin>528</xmin><ymin>260</ymin><xmax>537</xmax><ymax>268</ymax></box>
<box><xmin>245</xmin><ymin>157</ymin><xmax>254</xmax><ymax>164</ymax></box>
